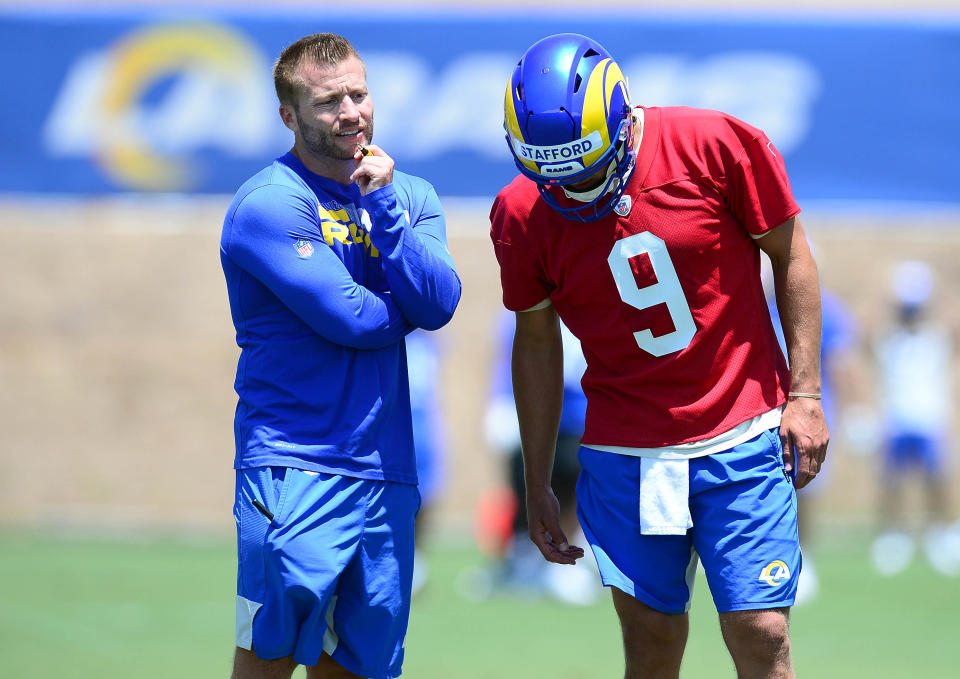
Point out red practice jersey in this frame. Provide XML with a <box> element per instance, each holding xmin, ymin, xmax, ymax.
<box><xmin>490</xmin><ymin>107</ymin><xmax>796</xmax><ymax>448</ymax></box>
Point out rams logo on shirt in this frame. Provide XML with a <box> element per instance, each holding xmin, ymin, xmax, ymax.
<box><xmin>319</xmin><ymin>206</ymin><xmax>379</xmax><ymax>258</ymax></box>
<box><xmin>758</xmin><ymin>560</ymin><xmax>791</xmax><ymax>587</ymax></box>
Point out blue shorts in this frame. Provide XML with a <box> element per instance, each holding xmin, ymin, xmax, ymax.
<box><xmin>886</xmin><ymin>431</ymin><xmax>944</xmax><ymax>475</ymax></box>
<box><xmin>577</xmin><ymin>428</ymin><xmax>800</xmax><ymax>615</ymax></box>
<box><xmin>234</xmin><ymin>467</ymin><xmax>420</xmax><ymax>679</ymax></box>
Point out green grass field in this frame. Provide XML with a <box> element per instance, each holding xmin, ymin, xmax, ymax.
<box><xmin>0</xmin><ymin>529</ymin><xmax>957</xmax><ymax>678</ymax></box>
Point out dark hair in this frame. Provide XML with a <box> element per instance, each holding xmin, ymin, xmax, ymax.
<box><xmin>273</xmin><ymin>33</ymin><xmax>362</xmax><ymax>107</ymax></box>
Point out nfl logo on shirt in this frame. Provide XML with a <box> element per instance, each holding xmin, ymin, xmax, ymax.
<box><xmin>295</xmin><ymin>238</ymin><xmax>315</xmax><ymax>258</ymax></box>
<box><xmin>614</xmin><ymin>195</ymin><xmax>632</xmax><ymax>217</ymax></box>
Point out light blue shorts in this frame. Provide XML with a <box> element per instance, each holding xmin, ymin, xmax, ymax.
<box><xmin>577</xmin><ymin>428</ymin><xmax>800</xmax><ymax>615</ymax></box>
<box><xmin>235</xmin><ymin>467</ymin><xmax>420</xmax><ymax>679</ymax></box>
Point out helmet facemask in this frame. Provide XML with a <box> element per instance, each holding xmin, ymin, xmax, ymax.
<box><xmin>552</xmin><ymin>116</ymin><xmax>636</xmax><ymax>219</ymax></box>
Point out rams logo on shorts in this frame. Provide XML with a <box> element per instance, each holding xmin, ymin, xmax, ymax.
<box><xmin>758</xmin><ymin>560</ymin><xmax>791</xmax><ymax>587</ymax></box>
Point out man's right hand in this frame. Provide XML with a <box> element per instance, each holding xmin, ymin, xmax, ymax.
<box><xmin>350</xmin><ymin>144</ymin><xmax>394</xmax><ymax>195</ymax></box>
<box><xmin>526</xmin><ymin>486</ymin><xmax>585</xmax><ymax>565</ymax></box>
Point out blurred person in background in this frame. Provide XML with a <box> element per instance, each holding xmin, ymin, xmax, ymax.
<box><xmin>220</xmin><ymin>32</ymin><xmax>460</xmax><ymax>679</ymax></box>
<box><xmin>763</xmin><ymin>258</ymin><xmax>858</xmax><ymax>604</ymax></box>
<box><xmin>406</xmin><ymin>328</ymin><xmax>449</xmax><ymax>596</ymax></box>
<box><xmin>869</xmin><ymin>260</ymin><xmax>959</xmax><ymax>577</ymax></box>
<box><xmin>480</xmin><ymin>311</ymin><xmax>601</xmax><ymax>605</ymax></box>
<box><xmin>491</xmin><ymin>34</ymin><xmax>827</xmax><ymax>678</ymax></box>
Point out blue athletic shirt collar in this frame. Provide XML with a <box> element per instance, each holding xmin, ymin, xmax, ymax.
<box><xmin>279</xmin><ymin>152</ymin><xmax>362</xmax><ymax>202</ymax></box>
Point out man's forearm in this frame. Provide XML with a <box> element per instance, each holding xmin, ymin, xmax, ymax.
<box><xmin>512</xmin><ymin>310</ymin><xmax>564</xmax><ymax>490</ymax></box>
<box><xmin>362</xmin><ymin>185</ymin><xmax>462</xmax><ymax>330</ymax></box>
<box><xmin>771</xmin><ymin>231</ymin><xmax>823</xmax><ymax>394</ymax></box>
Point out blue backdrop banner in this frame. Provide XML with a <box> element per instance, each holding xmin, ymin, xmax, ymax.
<box><xmin>1</xmin><ymin>9</ymin><xmax>958</xmax><ymax>207</ymax></box>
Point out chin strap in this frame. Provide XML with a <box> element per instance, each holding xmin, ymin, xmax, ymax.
<box><xmin>561</xmin><ymin>162</ymin><xmax>618</xmax><ymax>202</ymax></box>
<box><xmin>560</xmin><ymin>112</ymin><xmax>641</xmax><ymax>204</ymax></box>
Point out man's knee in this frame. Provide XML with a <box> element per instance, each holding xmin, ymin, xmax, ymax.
<box><xmin>612</xmin><ymin>588</ymin><xmax>688</xmax><ymax>667</ymax></box>
<box><xmin>719</xmin><ymin>608</ymin><xmax>792</xmax><ymax>669</ymax></box>
<box><xmin>231</xmin><ymin>647</ymin><xmax>297</xmax><ymax>679</ymax></box>
<box><xmin>305</xmin><ymin>652</ymin><xmax>364</xmax><ymax>679</ymax></box>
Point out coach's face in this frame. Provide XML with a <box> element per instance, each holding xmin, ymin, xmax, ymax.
<box><xmin>282</xmin><ymin>55</ymin><xmax>374</xmax><ymax>162</ymax></box>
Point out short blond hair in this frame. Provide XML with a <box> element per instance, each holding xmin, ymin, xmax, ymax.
<box><xmin>273</xmin><ymin>33</ymin><xmax>362</xmax><ymax>107</ymax></box>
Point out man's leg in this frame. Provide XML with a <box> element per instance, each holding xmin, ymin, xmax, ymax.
<box><xmin>718</xmin><ymin>608</ymin><xmax>793</xmax><ymax>679</ymax></box>
<box><xmin>232</xmin><ymin>649</ymin><xmax>364</xmax><ymax>679</ymax></box>
<box><xmin>306</xmin><ymin>653</ymin><xmax>365</xmax><ymax>679</ymax></box>
<box><xmin>611</xmin><ymin>587</ymin><xmax>688</xmax><ymax>679</ymax></box>
<box><xmin>686</xmin><ymin>434</ymin><xmax>800</xmax><ymax>678</ymax></box>
<box><xmin>231</xmin><ymin>648</ymin><xmax>296</xmax><ymax>679</ymax></box>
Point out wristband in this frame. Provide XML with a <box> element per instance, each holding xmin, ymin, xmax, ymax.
<box><xmin>788</xmin><ymin>392</ymin><xmax>822</xmax><ymax>400</ymax></box>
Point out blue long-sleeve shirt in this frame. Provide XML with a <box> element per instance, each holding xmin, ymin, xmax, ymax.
<box><xmin>220</xmin><ymin>152</ymin><xmax>461</xmax><ymax>483</ymax></box>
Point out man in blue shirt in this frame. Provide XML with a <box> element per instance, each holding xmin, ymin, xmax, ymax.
<box><xmin>220</xmin><ymin>33</ymin><xmax>460</xmax><ymax>679</ymax></box>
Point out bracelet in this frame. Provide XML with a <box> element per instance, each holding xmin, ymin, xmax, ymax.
<box><xmin>788</xmin><ymin>392</ymin><xmax>822</xmax><ymax>400</ymax></box>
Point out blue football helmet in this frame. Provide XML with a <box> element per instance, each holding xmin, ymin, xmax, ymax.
<box><xmin>504</xmin><ymin>33</ymin><xmax>636</xmax><ymax>222</ymax></box>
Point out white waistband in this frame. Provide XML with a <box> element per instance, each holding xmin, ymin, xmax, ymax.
<box><xmin>586</xmin><ymin>407</ymin><xmax>783</xmax><ymax>460</ymax></box>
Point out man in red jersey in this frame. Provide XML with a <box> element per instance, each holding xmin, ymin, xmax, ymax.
<box><xmin>491</xmin><ymin>34</ymin><xmax>828</xmax><ymax>678</ymax></box>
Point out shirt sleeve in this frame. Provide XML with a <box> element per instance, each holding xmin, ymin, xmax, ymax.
<box><xmin>224</xmin><ymin>183</ymin><xmax>413</xmax><ymax>349</ymax></box>
<box><xmin>360</xmin><ymin>181</ymin><xmax>462</xmax><ymax>331</ymax></box>
<box><xmin>726</xmin><ymin>131</ymin><xmax>801</xmax><ymax>237</ymax></box>
<box><xmin>489</xmin><ymin>190</ymin><xmax>553</xmax><ymax>312</ymax></box>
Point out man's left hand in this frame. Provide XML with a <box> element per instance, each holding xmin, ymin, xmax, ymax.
<box><xmin>779</xmin><ymin>397</ymin><xmax>829</xmax><ymax>489</ymax></box>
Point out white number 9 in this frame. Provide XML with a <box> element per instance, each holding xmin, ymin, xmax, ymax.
<box><xmin>606</xmin><ymin>232</ymin><xmax>697</xmax><ymax>357</ymax></box>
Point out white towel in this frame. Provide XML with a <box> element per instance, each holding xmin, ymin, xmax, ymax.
<box><xmin>235</xmin><ymin>595</ymin><xmax>262</xmax><ymax>650</ymax></box>
<box><xmin>638</xmin><ymin>458</ymin><xmax>693</xmax><ymax>535</ymax></box>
